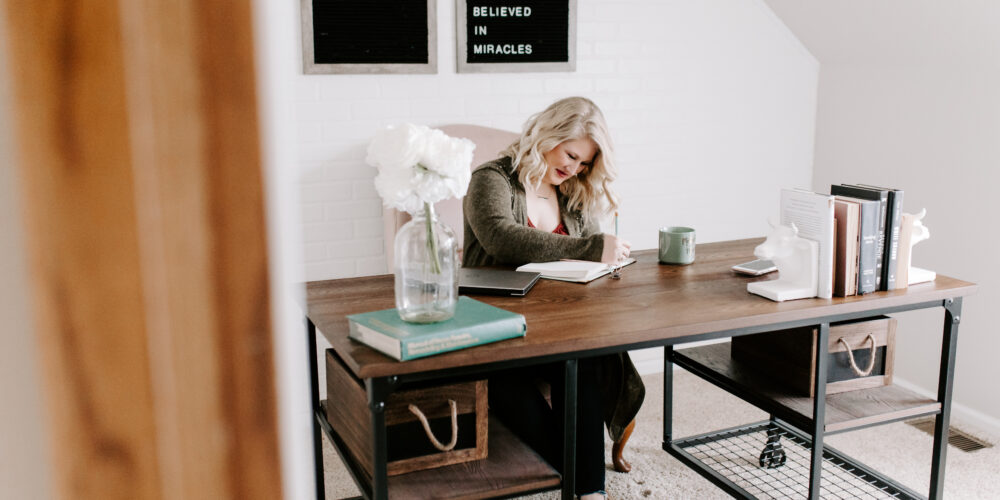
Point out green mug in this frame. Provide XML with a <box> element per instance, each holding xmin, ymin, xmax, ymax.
<box><xmin>659</xmin><ymin>226</ymin><xmax>695</xmax><ymax>265</ymax></box>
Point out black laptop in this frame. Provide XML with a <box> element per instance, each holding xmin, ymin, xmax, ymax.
<box><xmin>458</xmin><ymin>268</ymin><xmax>541</xmax><ymax>297</ymax></box>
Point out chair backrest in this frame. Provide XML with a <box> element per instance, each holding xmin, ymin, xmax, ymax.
<box><xmin>382</xmin><ymin>124</ymin><xmax>519</xmax><ymax>269</ymax></box>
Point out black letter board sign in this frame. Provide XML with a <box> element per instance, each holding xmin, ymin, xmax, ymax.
<box><xmin>301</xmin><ymin>0</ymin><xmax>437</xmax><ymax>74</ymax></box>
<box><xmin>457</xmin><ymin>0</ymin><xmax>576</xmax><ymax>73</ymax></box>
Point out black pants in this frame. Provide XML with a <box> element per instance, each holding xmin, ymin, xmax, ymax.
<box><xmin>488</xmin><ymin>358</ymin><xmax>605</xmax><ymax>495</ymax></box>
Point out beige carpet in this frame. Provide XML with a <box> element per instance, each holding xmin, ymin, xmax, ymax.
<box><xmin>324</xmin><ymin>369</ymin><xmax>999</xmax><ymax>499</ymax></box>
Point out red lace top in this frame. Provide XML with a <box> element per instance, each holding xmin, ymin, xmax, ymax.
<box><xmin>527</xmin><ymin>218</ymin><xmax>569</xmax><ymax>235</ymax></box>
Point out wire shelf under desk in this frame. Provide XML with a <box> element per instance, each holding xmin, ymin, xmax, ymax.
<box><xmin>667</xmin><ymin>420</ymin><xmax>925</xmax><ymax>500</ymax></box>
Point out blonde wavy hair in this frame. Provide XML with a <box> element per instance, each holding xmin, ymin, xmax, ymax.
<box><xmin>502</xmin><ymin>96</ymin><xmax>618</xmax><ymax>219</ymax></box>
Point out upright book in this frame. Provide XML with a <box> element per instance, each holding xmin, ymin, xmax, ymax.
<box><xmin>830</xmin><ymin>184</ymin><xmax>889</xmax><ymax>290</ymax></box>
<box><xmin>896</xmin><ymin>211</ymin><xmax>915</xmax><ymax>289</ymax></box>
<box><xmin>834</xmin><ymin>195</ymin><xmax>880</xmax><ymax>294</ymax></box>
<box><xmin>347</xmin><ymin>296</ymin><xmax>527</xmax><ymax>361</ymax></box>
<box><xmin>858</xmin><ymin>184</ymin><xmax>904</xmax><ymax>291</ymax></box>
<box><xmin>832</xmin><ymin>198</ymin><xmax>860</xmax><ymax>296</ymax></box>
<box><xmin>780</xmin><ymin>189</ymin><xmax>836</xmax><ymax>299</ymax></box>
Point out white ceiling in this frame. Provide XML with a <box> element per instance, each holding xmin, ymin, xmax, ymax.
<box><xmin>762</xmin><ymin>0</ymin><xmax>1000</xmax><ymax>66</ymax></box>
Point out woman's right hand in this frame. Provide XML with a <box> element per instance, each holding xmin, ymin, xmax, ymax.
<box><xmin>600</xmin><ymin>234</ymin><xmax>631</xmax><ymax>265</ymax></box>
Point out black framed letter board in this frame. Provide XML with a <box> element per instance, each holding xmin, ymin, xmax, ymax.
<box><xmin>457</xmin><ymin>0</ymin><xmax>576</xmax><ymax>73</ymax></box>
<box><xmin>302</xmin><ymin>0</ymin><xmax>437</xmax><ymax>74</ymax></box>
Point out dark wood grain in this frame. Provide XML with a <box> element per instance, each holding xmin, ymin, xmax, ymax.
<box><xmin>676</xmin><ymin>343</ymin><xmax>939</xmax><ymax>433</ymax></box>
<box><xmin>307</xmin><ymin>238</ymin><xmax>977</xmax><ymax>379</ymax></box>
<box><xmin>732</xmin><ymin>317</ymin><xmax>896</xmax><ymax>397</ymax></box>
<box><xmin>387</xmin><ymin>417</ymin><xmax>561</xmax><ymax>500</ymax></box>
<box><xmin>326</xmin><ymin>350</ymin><xmax>376</xmax><ymax>478</ymax></box>
<box><xmin>326</xmin><ymin>352</ymin><xmax>490</xmax><ymax>477</ymax></box>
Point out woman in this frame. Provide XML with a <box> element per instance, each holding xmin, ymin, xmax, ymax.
<box><xmin>462</xmin><ymin>97</ymin><xmax>644</xmax><ymax>499</ymax></box>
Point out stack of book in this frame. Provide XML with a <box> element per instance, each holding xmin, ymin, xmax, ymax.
<box><xmin>781</xmin><ymin>184</ymin><xmax>925</xmax><ymax>298</ymax></box>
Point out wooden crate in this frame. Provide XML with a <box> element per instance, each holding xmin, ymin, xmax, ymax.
<box><xmin>731</xmin><ymin>316</ymin><xmax>896</xmax><ymax>397</ymax></box>
<box><xmin>325</xmin><ymin>350</ymin><xmax>488</xmax><ymax>478</ymax></box>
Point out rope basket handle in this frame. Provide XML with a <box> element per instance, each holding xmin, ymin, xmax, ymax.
<box><xmin>837</xmin><ymin>334</ymin><xmax>878</xmax><ymax>377</ymax></box>
<box><xmin>408</xmin><ymin>399</ymin><xmax>459</xmax><ymax>452</ymax></box>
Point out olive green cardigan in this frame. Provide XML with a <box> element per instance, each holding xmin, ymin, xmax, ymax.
<box><xmin>462</xmin><ymin>156</ymin><xmax>605</xmax><ymax>267</ymax></box>
<box><xmin>461</xmin><ymin>156</ymin><xmax>645</xmax><ymax>441</ymax></box>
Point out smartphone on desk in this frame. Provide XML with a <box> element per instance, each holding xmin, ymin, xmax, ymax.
<box><xmin>731</xmin><ymin>259</ymin><xmax>777</xmax><ymax>276</ymax></box>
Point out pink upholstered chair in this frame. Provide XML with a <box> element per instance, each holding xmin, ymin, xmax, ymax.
<box><xmin>382</xmin><ymin>124</ymin><xmax>519</xmax><ymax>266</ymax></box>
<box><xmin>381</xmin><ymin>124</ymin><xmax>637</xmax><ymax>473</ymax></box>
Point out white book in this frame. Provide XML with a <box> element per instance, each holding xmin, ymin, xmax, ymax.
<box><xmin>780</xmin><ymin>189</ymin><xmax>836</xmax><ymax>299</ymax></box>
<box><xmin>516</xmin><ymin>258</ymin><xmax>636</xmax><ymax>283</ymax></box>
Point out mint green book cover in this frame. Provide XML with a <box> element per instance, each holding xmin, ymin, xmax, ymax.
<box><xmin>346</xmin><ymin>296</ymin><xmax>527</xmax><ymax>361</ymax></box>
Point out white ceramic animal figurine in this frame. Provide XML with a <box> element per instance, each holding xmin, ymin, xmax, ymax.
<box><xmin>906</xmin><ymin>208</ymin><xmax>936</xmax><ymax>285</ymax></box>
<box><xmin>747</xmin><ymin>221</ymin><xmax>819</xmax><ymax>301</ymax></box>
<box><xmin>910</xmin><ymin>208</ymin><xmax>930</xmax><ymax>246</ymax></box>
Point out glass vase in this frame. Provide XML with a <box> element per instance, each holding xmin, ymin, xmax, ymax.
<box><xmin>394</xmin><ymin>203</ymin><xmax>458</xmax><ymax>323</ymax></box>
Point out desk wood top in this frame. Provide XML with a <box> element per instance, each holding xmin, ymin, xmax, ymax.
<box><xmin>306</xmin><ymin>238</ymin><xmax>976</xmax><ymax>380</ymax></box>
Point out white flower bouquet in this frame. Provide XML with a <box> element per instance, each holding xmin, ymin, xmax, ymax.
<box><xmin>366</xmin><ymin>124</ymin><xmax>475</xmax><ymax>273</ymax></box>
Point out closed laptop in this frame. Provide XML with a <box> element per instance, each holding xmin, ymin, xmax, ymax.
<box><xmin>458</xmin><ymin>268</ymin><xmax>541</xmax><ymax>297</ymax></box>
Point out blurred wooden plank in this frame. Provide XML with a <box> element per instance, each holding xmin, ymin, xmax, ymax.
<box><xmin>2</xmin><ymin>0</ymin><xmax>281</xmax><ymax>498</ymax></box>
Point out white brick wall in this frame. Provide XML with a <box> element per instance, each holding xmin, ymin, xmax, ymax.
<box><xmin>292</xmin><ymin>0</ymin><xmax>819</xmax><ymax>281</ymax></box>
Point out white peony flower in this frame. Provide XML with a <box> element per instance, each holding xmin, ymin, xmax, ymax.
<box><xmin>365</xmin><ymin>123</ymin><xmax>425</xmax><ymax>173</ymax></box>
<box><xmin>366</xmin><ymin>123</ymin><xmax>476</xmax><ymax>215</ymax></box>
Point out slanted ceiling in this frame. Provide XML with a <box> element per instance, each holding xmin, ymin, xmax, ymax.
<box><xmin>763</xmin><ymin>0</ymin><xmax>1000</xmax><ymax>66</ymax></box>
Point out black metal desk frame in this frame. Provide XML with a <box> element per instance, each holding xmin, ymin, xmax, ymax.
<box><xmin>663</xmin><ymin>298</ymin><xmax>963</xmax><ymax>500</ymax></box>
<box><xmin>308</xmin><ymin>295</ymin><xmax>965</xmax><ymax>500</ymax></box>
<box><xmin>308</xmin><ymin>318</ymin><xmax>581</xmax><ymax>500</ymax></box>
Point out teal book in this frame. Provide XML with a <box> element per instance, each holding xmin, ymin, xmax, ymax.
<box><xmin>346</xmin><ymin>296</ymin><xmax>527</xmax><ymax>361</ymax></box>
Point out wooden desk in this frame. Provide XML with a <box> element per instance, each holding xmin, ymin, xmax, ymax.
<box><xmin>306</xmin><ymin>238</ymin><xmax>976</xmax><ymax>500</ymax></box>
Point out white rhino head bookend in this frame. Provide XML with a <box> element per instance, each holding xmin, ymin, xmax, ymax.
<box><xmin>904</xmin><ymin>208</ymin><xmax>936</xmax><ymax>285</ymax></box>
<box><xmin>911</xmin><ymin>208</ymin><xmax>930</xmax><ymax>246</ymax></box>
<box><xmin>747</xmin><ymin>221</ymin><xmax>819</xmax><ymax>302</ymax></box>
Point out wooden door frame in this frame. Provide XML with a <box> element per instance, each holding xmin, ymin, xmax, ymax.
<box><xmin>2</xmin><ymin>1</ymin><xmax>284</xmax><ymax>498</ymax></box>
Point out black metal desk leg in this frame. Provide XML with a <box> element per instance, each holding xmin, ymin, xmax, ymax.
<box><xmin>809</xmin><ymin>323</ymin><xmax>830</xmax><ymax>499</ymax></box>
<box><xmin>930</xmin><ymin>297</ymin><xmax>962</xmax><ymax>499</ymax></box>
<box><xmin>367</xmin><ymin>377</ymin><xmax>393</xmax><ymax>500</ymax></box>
<box><xmin>307</xmin><ymin>318</ymin><xmax>327</xmax><ymax>500</ymax></box>
<box><xmin>663</xmin><ymin>345</ymin><xmax>674</xmax><ymax>445</ymax></box>
<box><xmin>562</xmin><ymin>359</ymin><xmax>578</xmax><ymax>500</ymax></box>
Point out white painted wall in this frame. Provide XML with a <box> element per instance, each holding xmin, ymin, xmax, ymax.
<box><xmin>765</xmin><ymin>0</ymin><xmax>1000</xmax><ymax>431</ymax></box>
<box><xmin>251</xmin><ymin>0</ymin><xmax>314</xmax><ymax>499</ymax></box>
<box><xmin>294</xmin><ymin>0</ymin><xmax>819</xmax><ymax>281</ymax></box>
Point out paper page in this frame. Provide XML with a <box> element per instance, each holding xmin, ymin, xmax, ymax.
<box><xmin>516</xmin><ymin>257</ymin><xmax>636</xmax><ymax>282</ymax></box>
<box><xmin>780</xmin><ymin>189</ymin><xmax>835</xmax><ymax>298</ymax></box>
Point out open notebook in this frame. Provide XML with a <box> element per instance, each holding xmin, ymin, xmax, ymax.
<box><xmin>516</xmin><ymin>258</ymin><xmax>637</xmax><ymax>283</ymax></box>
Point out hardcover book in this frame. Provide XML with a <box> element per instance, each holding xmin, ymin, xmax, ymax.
<box><xmin>896</xmin><ymin>212</ymin><xmax>915</xmax><ymax>289</ymax></box>
<box><xmin>833</xmin><ymin>198</ymin><xmax>860</xmax><ymax>296</ymax></box>
<box><xmin>346</xmin><ymin>297</ymin><xmax>527</xmax><ymax>361</ymax></box>
<box><xmin>834</xmin><ymin>195</ymin><xmax>879</xmax><ymax>294</ymax></box>
<box><xmin>858</xmin><ymin>184</ymin><xmax>904</xmax><ymax>291</ymax></box>
<box><xmin>831</xmin><ymin>185</ymin><xmax>889</xmax><ymax>290</ymax></box>
<box><xmin>780</xmin><ymin>189</ymin><xmax>836</xmax><ymax>299</ymax></box>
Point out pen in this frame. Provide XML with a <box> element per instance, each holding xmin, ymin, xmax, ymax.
<box><xmin>612</xmin><ymin>211</ymin><xmax>622</xmax><ymax>279</ymax></box>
